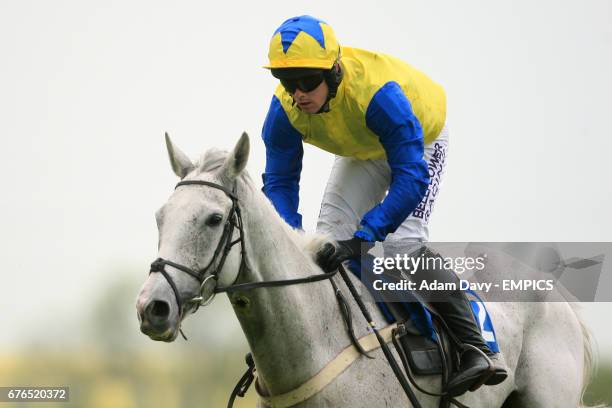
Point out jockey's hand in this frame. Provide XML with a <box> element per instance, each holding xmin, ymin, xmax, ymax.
<box><xmin>315</xmin><ymin>237</ymin><xmax>374</xmax><ymax>272</ymax></box>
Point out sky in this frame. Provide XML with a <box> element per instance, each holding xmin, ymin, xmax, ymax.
<box><xmin>1</xmin><ymin>0</ymin><xmax>611</xmax><ymax>357</ymax></box>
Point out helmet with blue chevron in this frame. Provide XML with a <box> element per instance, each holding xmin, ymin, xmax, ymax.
<box><xmin>264</xmin><ymin>15</ymin><xmax>340</xmax><ymax>70</ymax></box>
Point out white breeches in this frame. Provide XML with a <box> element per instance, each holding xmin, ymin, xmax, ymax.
<box><xmin>316</xmin><ymin>124</ymin><xmax>449</xmax><ymax>245</ymax></box>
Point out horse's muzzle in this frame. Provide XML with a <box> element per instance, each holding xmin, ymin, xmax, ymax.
<box><xmin>138</xmin><ymin>298</ymin><xmax>178</xmax><ymax>342</ymax></box>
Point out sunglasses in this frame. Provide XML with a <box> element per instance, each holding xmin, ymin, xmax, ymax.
<box><xmin>280</xmin><ymin>73</ymin><xmax>325</xmax><ymax>94</ymax></box>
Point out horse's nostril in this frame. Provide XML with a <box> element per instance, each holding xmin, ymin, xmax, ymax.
<box><xmin>146</xmin><ymin>300</ymin><xmax>171</xmax><ymax>322</ymax></box>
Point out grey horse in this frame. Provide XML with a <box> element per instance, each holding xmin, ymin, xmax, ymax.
<box><xmin>136</xmin><ymin>133</ymin><xmax>597</xmax><ymax>408</ymax></box>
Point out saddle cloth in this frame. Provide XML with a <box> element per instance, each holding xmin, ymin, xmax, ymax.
<box><xmin>347</xmin><ymin>259</ymin><xmax>500</xmax><ymax>375</ymax></box>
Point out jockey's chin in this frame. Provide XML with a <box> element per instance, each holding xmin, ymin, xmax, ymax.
<box><xmin>296</xmin><ymin>101</ymin><xmax>320</xmax><ymax>113</ymax></box>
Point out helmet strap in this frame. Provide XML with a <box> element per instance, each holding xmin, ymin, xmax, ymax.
<box><xmin>315</xmin><ymin>62</ymin><xmax>343</xmax><ymax>114</ymax></box>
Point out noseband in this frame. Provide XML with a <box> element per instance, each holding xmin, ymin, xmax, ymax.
<box><xmin>149</xmin><ymin>179</ymin><xmax>338</xmax><ymax>336</ymax></box>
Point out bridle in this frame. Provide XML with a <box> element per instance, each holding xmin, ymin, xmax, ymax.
<box><xmin>149</xmin><ymin>180</ymin><xmax>246</xmax><ymax>317</ymax></box>
<box><xmin>148</xmin><ymin>179</ymin><xmax>338</xmax><ymax>336</ymax></box>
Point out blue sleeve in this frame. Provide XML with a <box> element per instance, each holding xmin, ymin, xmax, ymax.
<box><xmin>358</xmin><ymin>81</ymin><xmax>429</xmax><ymax>242</ymax></box>
<box><xmin>261</xmin><ymin>95</ymin><xmax>304</xmax><ymax>229</ymax></box>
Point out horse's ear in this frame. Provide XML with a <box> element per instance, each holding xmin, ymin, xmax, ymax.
<box><xmin>219</xmin><ymin>132</ymin><xmax>250</xmax><ymax>181</ymax></box>
<box><xmin>165</xmin><ymin>132</ymin><xmax>194</xmax><ymax>179</ymax></box>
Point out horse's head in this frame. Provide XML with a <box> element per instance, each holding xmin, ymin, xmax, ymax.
<box><xmin>136</xmin><ymin>132</ymin><xmax>250</xmax><ymax>342</ymax></box>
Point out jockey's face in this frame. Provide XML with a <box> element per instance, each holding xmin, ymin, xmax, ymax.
<box><xmin>292</xmin><ymin>80</ymin><xmax>329</xmax><ymax>114</ymax></box>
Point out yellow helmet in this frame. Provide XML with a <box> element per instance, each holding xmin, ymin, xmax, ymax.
<box><xmin>264</xmin><ymin>15</ymin><xmax>340</xmax><ymax>70</ymax></box>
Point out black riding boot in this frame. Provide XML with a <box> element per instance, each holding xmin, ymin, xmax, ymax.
<box><xmin>385</xmin><ymin>246</ymin><xmax>508</xmax><ymax>397</ymax></box>
<box><xmin>434</xmin><ymin>288</ymin><xmax>508</xmax><ymax>396</ymax></box>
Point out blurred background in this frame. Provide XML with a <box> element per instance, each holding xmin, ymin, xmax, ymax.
<box><xmin>1</xmin><ymin>0</ymin><xmax>611</xmax><ymax>406</ymax></box>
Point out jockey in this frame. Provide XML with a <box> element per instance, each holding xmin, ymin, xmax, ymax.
<box><xmin>260</xmin><ymin>15</ymin><xmax>507</xmax><ymax>396</ymax></box>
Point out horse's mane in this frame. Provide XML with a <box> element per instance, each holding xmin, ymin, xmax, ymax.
<box><xmin>193</xmin><ymin>147</ymin><xmax>332</xmax><ymax>261</ymax></box>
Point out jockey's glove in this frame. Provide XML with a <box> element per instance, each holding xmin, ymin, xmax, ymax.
<box><xmin>315</xmin><ymin>237</ymin><xmax>374</xmax><ymax>273</ymax></box>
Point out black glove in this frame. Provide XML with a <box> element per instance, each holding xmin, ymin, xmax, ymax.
<box><xmin>315</xmin><ymin>237</ymin><xmax>374</xmax><ymax>272</ymax></box>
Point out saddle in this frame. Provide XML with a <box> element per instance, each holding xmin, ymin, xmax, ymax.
<box><xmin>350</xmin><ymin>253</ymin><xmax>459</xmax><ymax>378</ymax></box>
<box><xmin>352</xmin><ymin>248</ymin><xmax>500</xmax><ymax>381</ymax></box>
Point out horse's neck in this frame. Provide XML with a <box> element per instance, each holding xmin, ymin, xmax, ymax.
<box><xmin>232</xmin><ymin>184</ymin><xmax>350</xmax><ymax>395</ymax></box>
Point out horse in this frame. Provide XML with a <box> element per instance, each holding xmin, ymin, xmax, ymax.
<box><xmin>136</xmin><ymin>132</ymin><xmax>597</xmax><ymax>407</ymax></box>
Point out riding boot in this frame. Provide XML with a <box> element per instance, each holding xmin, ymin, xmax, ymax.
<box><xmin>434</xmin><ymin>288</ymin><xmax>508</xmax><ymax>397</ymax></box>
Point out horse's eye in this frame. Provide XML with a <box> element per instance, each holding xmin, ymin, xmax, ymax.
<box><xmin>206</xmin><ymin>213</ymin><xmax>223</xmax><ymax>226</ymax></box>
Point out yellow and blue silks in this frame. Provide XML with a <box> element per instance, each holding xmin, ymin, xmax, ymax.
<box><xmin>262</xmin><ymin>16</ymin><xmax>446</xmax><ymax>242</ymax></box>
